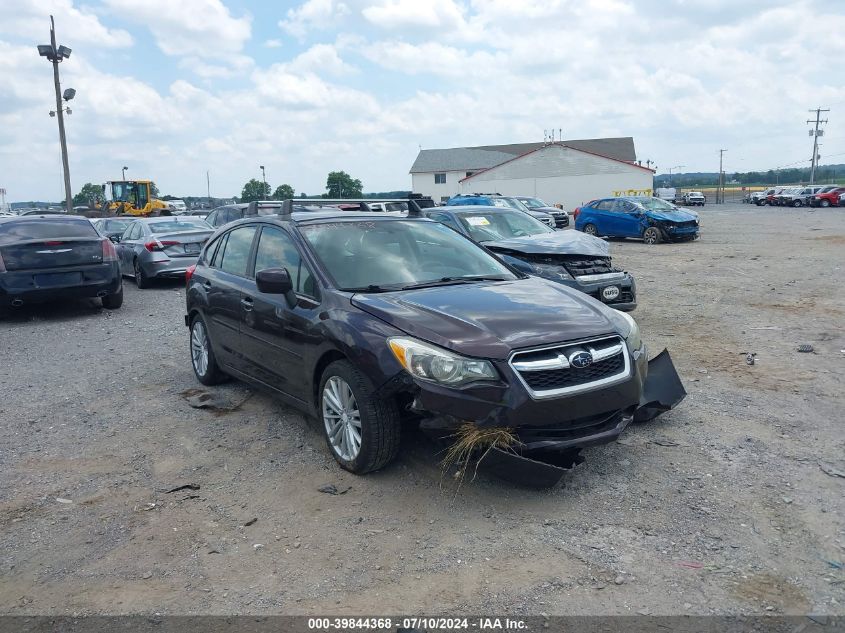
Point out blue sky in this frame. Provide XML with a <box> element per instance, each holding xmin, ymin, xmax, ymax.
<box><xmin>1</xmin><ymin>0</ymin><xmax>844</xmax><ymax>201</ymax></box>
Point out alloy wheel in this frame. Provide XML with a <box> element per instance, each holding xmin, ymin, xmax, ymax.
<box><xmin>584</xmin><ymin>224</ymin><xmax>597</xmax><ymax>236</ymax></box>
<box><xmin>643</xmin><ymin>228</ymin><xmax>659</xmax><ymax>244</ymax></box>
<box><xmin>322</xmin><ymin>376</ymin><xmax>362</xmax><ymax>461</ymax></box>
<box><xmin>191</xmin><ymin>320</ymin><xmax>209</xmax><ymax>377</ymax></box>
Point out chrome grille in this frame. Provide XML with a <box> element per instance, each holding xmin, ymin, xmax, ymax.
<box><xmin>509</xmin><ymin>335</ymin><xmax>630</xmax><ymax>399</ymax></box>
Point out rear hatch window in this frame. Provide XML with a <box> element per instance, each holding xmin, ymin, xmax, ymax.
<box><xmin>0</xmin><ymin>218</ymin><xmax>102</xmax><ymax>271</ymax></box>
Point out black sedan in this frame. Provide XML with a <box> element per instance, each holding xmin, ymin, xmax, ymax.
<box><xmin>185</xmin><ymin>205</ymin><xmax>684</xmax><ymax>481</ymax></box>
<box><xmin>425</xmin><ymin>206</ymin><xmax>636</xmax><ymax>311</ymax></box>
<box><xmin>0</xmin><ymin>215</ymin><xmax>123</xmax><ymax>309</ymax></box>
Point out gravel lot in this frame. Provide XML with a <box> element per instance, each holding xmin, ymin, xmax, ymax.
<box><xmin>0</xmin><ymin>203</ymin><xmax>843</xmax><ymax>616</ymax></box>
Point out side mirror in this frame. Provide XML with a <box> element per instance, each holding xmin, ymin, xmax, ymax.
<box><xmin>255</xmin><ymin>267</ymin><xmax>297</xmax><ymax>307</ymax></box>
<box><xmin>110</xmin><ymin>235</ymin><xmax>120</xmax><ymax>243</ymax></box>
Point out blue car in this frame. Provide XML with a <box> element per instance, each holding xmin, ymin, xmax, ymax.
<box><xmin>575</xmin><ymin>197</ymin><xmax>700</xmax><ymax>244</ymax></box>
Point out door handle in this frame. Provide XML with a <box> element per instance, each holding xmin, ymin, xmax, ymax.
<box><xmin>241</xmin><ymin>297</ymin><xmax>254</xmax><ymax>311</ymax></box>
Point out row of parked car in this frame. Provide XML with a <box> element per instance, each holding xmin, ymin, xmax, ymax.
<box><xmin>751</xmin><ymin>184</ymin><xmax>845</xmax><ymax>207</ymax></box>
<box><xmin>0</xmin><ymin>193</ymin><xmax>689</xmax><ymax>485</ymax></box>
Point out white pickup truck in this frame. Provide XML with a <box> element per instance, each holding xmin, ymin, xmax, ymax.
<box><xmin>682</xmin><ymin>191</ymin><xmax>706</xmax><ymax>206</ymax></box>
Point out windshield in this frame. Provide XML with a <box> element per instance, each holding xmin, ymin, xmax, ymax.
<box><xmin>456</xmin><ymin>210</ymin><xmax>553</xmax><ymax>242</ymax></box>
<box><xmin>148</xmin><ymin>218</ymin><xmax>211</xmax><ymax>234</ymax></box>
<box><xmin>517</xmin><ymin>197</ymin><xmax>546</xmax><ymax>209</ymax></box>
<box><xmin>635</xmin><ymin>197</ymin><xmax>679</xmax><ymax>211</ymax></box>
<box><xmin>0</xmin><ymin>218</ymin><xmax>98</xmax><ymax>245</ymax></box>
<box><xmin>300</xmin><ymin>219</ymin><xmax>517</xmax><ymax>290</ymax></box>
<box><xmin>103</xmin><ymin>219</ymin><xmax>134</xmax><ymax>232</ymax></box>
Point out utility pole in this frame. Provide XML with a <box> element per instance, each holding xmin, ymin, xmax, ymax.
<box><xmin>718</xmin><ymin>149</ymin><xmax>727</xmax><ymax>204</ymax></box>
<box><xmin>260</xmin><ymin>165</ymin><xmax>267</xmax><ymax>197</ymax></box>
<box><xmin>807</xmin><ymin>107</ymin><xmax>829</xmax><ymax>184</ymax></box>
<box><xmin>206</xmin><ymin>170</ymin><xmax>211</xmax><ymax>201</ymax></box>
<box><xmin>39</xmin><ymin>16</ymin><xmax>73</xmax><ymax>214</ymax></box>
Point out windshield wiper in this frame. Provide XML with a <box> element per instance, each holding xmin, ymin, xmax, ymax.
<box><xmin>401</xmin><ymin>275</ymin><xmax>511</xmax><ymax>290</ymax></box>
<box><xmin>340</xmin><ymin>284</ymin><xmax>397</xmax><ymax>293</ymax></box>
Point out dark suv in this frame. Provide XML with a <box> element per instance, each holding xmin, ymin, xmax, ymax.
<box><xmin>185</xmin><ymin>203</ymin><xmax>683</xmax><ymax>478</ymax></box>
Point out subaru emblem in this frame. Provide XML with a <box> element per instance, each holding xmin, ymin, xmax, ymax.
<box><xmin>569</xmin><ymin>351</ymin><xmax>593</xmax><ymax>369</ymax></box>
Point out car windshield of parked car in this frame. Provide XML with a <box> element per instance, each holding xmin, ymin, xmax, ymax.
<box><xmin>518</xmin><ymin>197</ymin><xmax>547</xmax><ymax>209</ymax></box>
<box><xmin>300</xmin><ymin>219</ymin><xmax>517</xmax><ymax>290</ymax></box>
<box><xmin>455</xmin><ymin>210</ymin><xmax>553</xmax><ymax>242</ymax></box>
<box><xmin>103</xmin><ymin>219</ymin><xmax>134</xmax><ymax>232</ymax></box>
<box><xmin>636</xmin><ymin>197</ymin><xmax>678</xmax><ymax>211</ymax></box>
<box><xmin>0</xmin><ymin>218</ymin><xmax>98</xmax><ymax>245</ymax></box>
<box><xmin>148</xmin><ymin>218</ymin><xmax>212</xmax><ymax>234</ymax></box>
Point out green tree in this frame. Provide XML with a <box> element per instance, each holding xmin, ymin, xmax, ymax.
<box><xmin>325</xmin><ymin>171</ymin><xmax>362</xmax><ymax>198</ymax></box>
<box><xmin>272</xmin><ymin>184</ymin><xmax>295</xmax><ymax>200</ymax></box>
<box><xmin>72</xmin><ymin>182</ymin><xmax>104</xmax><ymax>207</ymax></box>
<box><xmin>241</xmin><ymin>178</ymin><xmax>272</xmax><ymax>202</ymax></box>
<box><xmin>150</xmin><ymin>182</ymin><xmax>161</xmax><ymax>198</ymax></box>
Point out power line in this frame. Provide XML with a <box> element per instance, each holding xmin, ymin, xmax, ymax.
<box><xmin>807</xmin><ymin>107</ymin><xmax>830</xmax><ymax>184</ymax></box>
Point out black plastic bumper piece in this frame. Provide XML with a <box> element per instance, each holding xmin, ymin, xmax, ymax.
<box><xmin>633</xmin><ymin>348</ymin><xmax>687</xmax><ymax>423</ymax></box>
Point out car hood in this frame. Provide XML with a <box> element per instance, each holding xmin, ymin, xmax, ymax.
<box><xmin>645</xmin><ymin>209</ymin><xmax>698</xmax><ymax>222</ymax></box>
<box><xmin>525</xmin><ymin>209</ymin><xmax>552</xmax><ymax>218</ymax></box>
<box><xmin>482</xmin><ymin>230</ymin><xmax>610</xmax><ymax>257</ymax></box>
<box><xmin>351</xmin><ymin>277</ymin><xmax>618</xmax><ymax>360</ymax></box>
<box><xmin>531</xmin><ymin>205</ymin><xmax>564</xmax><ymax>214</ymax></box>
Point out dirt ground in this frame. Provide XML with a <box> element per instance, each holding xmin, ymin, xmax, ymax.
<box><xmin>0</xmin><ymin>203</ymin><xmax>843</xmax><ymax>616</ymax></box>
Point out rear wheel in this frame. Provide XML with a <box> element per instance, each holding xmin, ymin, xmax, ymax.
<box><xmin>319</xmin><ymin>360</ymin><xmax>400</xmax><ymax>474</ymax></box>
<box><xmin>820</xmin><ymin>199</ymin><xmax>830</xmax><ymax>208</ymax></box>
<box><xmin>792</xmin><ymin>199</ymin><xmax>802</xmax><ymax>207</ymax></box>
<box><xmin>583</xmin><ymin>223</ymin><xmax>598</xmax><ymax>237</ymax></box>
<box><xmin>190</xmin><ymin>315</ymin><xmax>226</xmax><ymax>385</ymax></box>
<box><xmin>101</xmin><ymin>285</ymin><xmax>123</xmax><ymax>309</ymax></box>
<box><xmin>133</xmin><ymin>259</ymin><xmax>150</xmax><ymax>289</ymax></box>
<box><xmin>643</xmin><ymin>226</ymin><xmax>662</xmax><ymax>245</ymax></box>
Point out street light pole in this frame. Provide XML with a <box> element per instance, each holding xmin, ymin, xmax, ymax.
<box><xmin>44</xmin><ymin>16</ymin><xmax>73</xmax><ymax>214</ymax></box>
<box><xmin>122</xmin><ymin>166</ymin><xmax>128</xmax><ymax>181</ymax></box>
<box><xmin>260</xmin><ymin>165</ymin><xmax>267</xmax><ymax>197</ymax></box>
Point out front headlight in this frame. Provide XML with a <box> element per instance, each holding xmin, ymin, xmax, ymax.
<box><xmin>609</xmin><ymin>310</ymin><xmax>642</xmax><ymax>350</ymax></box>
<box><xmin>530</xmin><ymin>262</ymin><xmax>574</xmax><ymax>281</ymax></box>
<box><xmin>388</xmin><ymin>337</ymin><xmax>498</xmax><ymax>386</ymax></box>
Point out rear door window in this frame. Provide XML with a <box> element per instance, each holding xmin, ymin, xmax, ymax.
<box><xmin>219</xmin><ymin>226</ymin><xmax>257</xmax><ymax>277</ymax></box>
<box><xmin>595</xmin><ymin>200</ymin><xmax>614</xmax><ymax>211</ymax></box>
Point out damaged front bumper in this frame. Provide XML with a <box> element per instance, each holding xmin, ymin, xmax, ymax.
<box><xmin>417</xmin><ymin>349</ymin><xmax>686</xmax><ymax>488</ymax></box>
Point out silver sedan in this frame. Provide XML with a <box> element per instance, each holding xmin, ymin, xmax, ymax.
<box><xmin>115</xmin><ymin>216</ymin><xmax>214</xmax><ymax>288</ymax></box>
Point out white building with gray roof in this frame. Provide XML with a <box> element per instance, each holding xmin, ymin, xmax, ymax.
<box><xmin>410</xmin><ymin>138</ymin><xmax>655</xmax><ymax>209</ymax></box>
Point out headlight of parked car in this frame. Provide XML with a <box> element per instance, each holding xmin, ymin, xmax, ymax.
<box><xmin>529</xmin><ymin>262</ymin><xmax>574</xmax><ymax>281</ymax></box>
<box><xmin>609</xmin><ymin>310</ymin><xmax>642</xmax><ymax>351</ymax></box>
<box><xmin>388</xmin><ymin>337</ymin><xmax>498</xmax><ymax>386</ymax></box>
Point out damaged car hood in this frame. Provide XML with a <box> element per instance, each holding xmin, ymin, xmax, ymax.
<box><xmin>646</xmin><ymin>209</ymin><xmax>698</xmax><ymax>222</ymax></box>
<box><xmin>351</xmin><ymin>277</ymin><xmax>617</xmax><ymax>360</ymax></box>
<box><xmin>482</xmin><ymin>230</ymin><xmax>610</xmax><ymax>256</ymax></box>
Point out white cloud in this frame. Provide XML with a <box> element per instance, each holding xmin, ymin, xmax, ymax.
<box><xmin>280</xmin><ymin>0</ymin><xmax>350</xmax><ymax>39</ymax></box>
<box><xmin>362</xmin><ymin>0</ymin><xmax>466</xmax><ymax>30</ymax></box>
<box><xmin>288</xmin><ymin>43</ymin><xmax>357</xmax><ymax>76</ymax></box>
<box><xmin>101</xmin><ymin>0</ymin><xmax>251</xmax><ymax>65</ymax></box>
<box><xmin>264</xmin><ymin>38</ymin><xmax>284</xmax><ymax>48</ymax></box>
<box><xmin>0</xmin><ymin>0</ymin><xmax>132</xmax><ymax>49</ymax></box>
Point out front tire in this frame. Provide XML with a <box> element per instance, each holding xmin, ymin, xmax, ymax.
<box><xmin>643</xmin><ymin>226</ymin><xmax>662</xmax><ymax>245</ymax></box>
<box><xmin>820</xmin><ymin>199</ymin><xmax>830</xmax><ymax>208</ymax></box>
<box><xmin>319</xmin><ymin>360</ymin><xmax>400</xmax><ymax>474</ymax></box>
<box><xmin>792</xmin><ymin>200</ymin><xmax>802</xmax><ymax>207</ymax></box>
<box><xmin>190</xmin><ymin>315</ymin><xmax>226</xmax><ymax>385</ymax></box>
<box><xmin>583</xmin><ymin>223</ymin><xmax>598</xmax><ymax>237</ymax></box>
<box><xmin>101</xmin><ymin>285</ymin><xmax>123</xmax><ymax>309</ymax></box>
